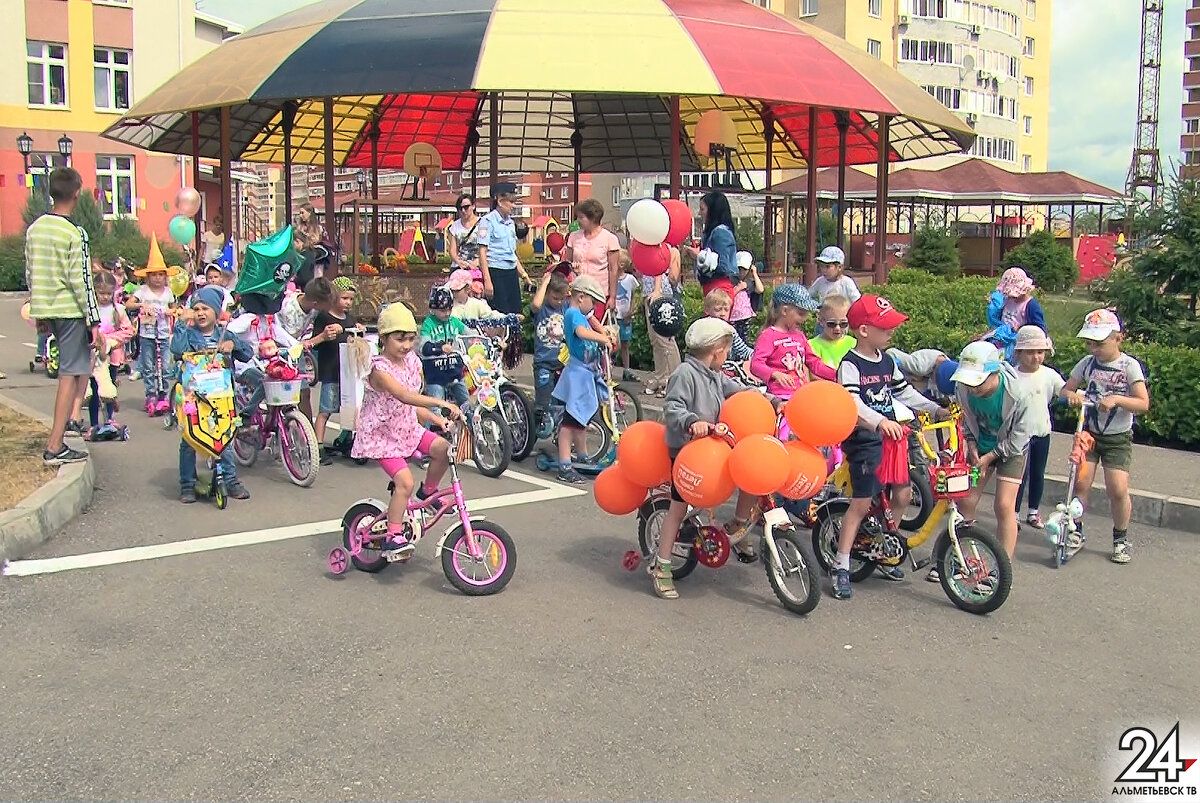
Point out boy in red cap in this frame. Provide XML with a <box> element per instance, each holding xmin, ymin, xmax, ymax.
<box><xmin>830</xmin><ymin>295</ymin><xmax>946</xmax><ymax>600</ymax></box>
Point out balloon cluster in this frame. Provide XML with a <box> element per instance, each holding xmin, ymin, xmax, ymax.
<box><xmin>594</xmin><ymin>383</ymin><xmax>858</xmax><ymax>515</ymax></box>
<box><xmin>624</xmin><ymin>198</ymin><xmax>692</xmax><ymax>277</ymax></box>
<box><xmin>169</xmin><ymin>187</ymin><xmax>201</xmax><ymax>247</ymax></box>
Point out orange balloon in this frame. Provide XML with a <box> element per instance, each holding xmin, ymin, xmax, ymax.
<box><xmin>718</xmin><ymin>390</ymin><xmax>777</xmax><ymax>444</ymax></box>
<box><xmin>729</xmin><ymin>434</ymin><xmax>790</xmax><ymax>495</ymax></box>
<box><xmin>672</xmin><ymin>437</ymin><xmax>735</xmax><ymax>508</ymax></box>
<box><xmin>616</xmin><ymin>420</ymin><xmax>671</xmax><ymax>487</ymax></box>
<box><xmin>593</xmin><ymin>464</ymin><xmax>647</xmax><ymax>516</ymax></box>
<box><xmin>778</xmin><ymin>441</ymin><xmax>829</xmax><ymax>500</ymax></box>
<box><xmin>784</xmin><ymin>381</ymin><xmax>857</xmax><ymax>448</ymax></box>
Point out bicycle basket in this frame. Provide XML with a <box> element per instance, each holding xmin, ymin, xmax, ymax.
<box><xmin>234</xmin><ymin>227</ymin><xmax>302</xmax><ymax>299</ymax></box>
<box><xmin>264</xmin><ymin>379</ymin><xmax>302</xmax><ymax>406</ymax></box>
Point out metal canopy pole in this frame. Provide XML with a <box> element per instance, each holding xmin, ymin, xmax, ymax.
<box><xmin>763</xmin><ymin>110</ymin><xmax>774</xmax><ymax>272</ymax></box>
<box><xmin>191</xmin><ymin>112</ymin><xmax>202</xmax><ymax>261</ymax></box>
<box><xmin>804</xmin><ymin>106</ymin><xmax>819</xmax><ymax>285</ymax></box>
<box><xmin>835</xmin><ymin>110</ymin><xmax>849</xmax><ymax>249</ymax></box>
<box><xmin>370</xmin><ymin>120</ymin><xmax>380</xmax><ymax>265</ymax></box>
<box><xmin>322</xmin><ymin>97</ymin><xmax>336</xmax><ymax>265</ymax></box>
<box><xmin>873</xmin><ymin>116</ymin><xmax>891</xmax><ymax>285</ymax></box>
<box><xmin>488</xmin><ymin>92</ymin><xmax>499</xmax><ymax>196</ymax></box>
<box><xmin>670</xmin><ymin>96</ymin><xmax>681</xmax><ymax>199</ymax></box>
<box><xmin>219</xmin><ymin>106</ymin><xmax>232</xmax><ymax>255</ymax></box>
<box><xmin>571</xmin><ymin>129</ymin><xmax>582</xmax><ymax>205</ymax></box>
<box><xmin>282</xmin><ymin>100</ymin><xmax>297</xmax><ymax>231</ymax></box>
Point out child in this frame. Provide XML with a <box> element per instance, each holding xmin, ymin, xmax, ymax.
<box><xmin>531</xmin><ymin>270</ymin><xmax>570</xmax><ymax>428</ymax></box>
<box><xmin>704</xmin><ymin>290</ymin><xmax>752</xmax><ymax>363</ymax></box>
<box><xmin>350</xmin><ymin>303</ymin><xmax>461</xmax><ymax>559</ymax></box>
<box><xmin>615</xmin><ymin>254</ymin><xmax>639</xmax><ymax>381</ymax></box>
<box><xmin>810</xmin><ymin>293</ymin><xmax>856</xmax><ymax>370</ymax></box>
<box><xmin>170</xmin><ymin>285</ymin><xmax>253</xmax><ymax>504</ymax></box>
<box><xmin>312</xmin><ymin>277</ymin><xmax>358</xmax><ymax>464</ymax></box>
<box><xmin>950</xmin><ymin>340</ymin><xmax>1036</xmax><ymax>562</ymax></box>
<box><xmin>1059</xmin><ymin>309</ymin><xmax>1150</xmax><ymax>564</ymax></box>
<box><xmin>810</xmin><ymin>246</ymin><xmax>861</xmax><ymax>337</ymax></box>
<box><xmin>84</xmin><ymin>271</ymin><xmax>135</xmax><ymax>438</ymax></box>
<box><xmin>227</xmin><ymin>306</ymin><xmax>299</xmax><ymax>415</ymax></box>
<box><xmin>642</xmin><ymin>250</ymin><xmax>682</xmax><ymax>398</ymax></box>
<box><xmin>419</xmin><ymin>284</ymin><xmax>469</xmax><ymax>417</ymax></box>
<box><xmin>1011</xmin><ymin>326</ymin><xmax>1064</xmax><ymax>529</ymax></box>
<box><xmin>994</xmin><ymin>266</ymin><xmax>1046</xmax><ymax>332</ymax></box>
<box><xmin>126</xmin><ymin>239</ymin><xmax>179</xmax><ymax>416</ymax></box>
<box><xmin>447</xmin><ymin>269</ymin><xmax>506</xmax><ymax>322</ymax></box>
<box><xmin>728</xmin><ymin>251</ymin><xmax>763</xmax><ymax>342</ymax></box>
<box><xmin>831</xmin><ymin>295</ymin><xmax>943</xmax><ymax>599</ymax></box>
<box><xmin>550</xmin><ymin>276</ymin><xmax>616</xmax><ymax>484</ymax></box>
<box><xmin>750</xmin><ymin>283</ymin><xmax>835</xmax><ymax>399</ymax></box>
<box><xmin>280</xmin><ymin>277</ymin><xmax>335</xmax><ymax>419</ymax></box>
<box><xmin>651</xmin><ymin>317</ymin><xmax>777</xmax><ymax>599</ymax></box>
<box><xmin>203</xmin><ymin>263</ymin><xmax>234</xmax><ymax>310</ymax></box>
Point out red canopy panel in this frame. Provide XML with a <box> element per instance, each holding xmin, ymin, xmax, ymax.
<box><xmin>344</xmin><ymin>92</ymin><xmax>482</xmax><ymax>170</ymax></box>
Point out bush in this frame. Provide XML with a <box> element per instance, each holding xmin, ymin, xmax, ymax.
<box><xmin>72</xmin><ymin>192</ymin><xmax>105</xmax><ymax>246</ymax></box>
<box><xmin>0</xmin><ymin>234</ymin><xmax>27</xmax><ymax>291</ymax></box>
<box><xmin>21</xmin><ymin>193</ymin><xmax>48</xmax><ymax>229</ymax></box>
<box><xmin>91</xmin><ymin>217</ymin><xmax>186</xmax><ymax>268</ymax></box>
<box><xmin>904</xmin><ymin>224</ymin><xmax>962</xmax><ymax>278</ymax></box>
<box><xmin>1002</xmin><ymin>229</ymin><xmax>1079</xmax><ymax>292</ymax></box>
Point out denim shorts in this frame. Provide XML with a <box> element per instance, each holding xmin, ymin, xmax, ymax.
<box><xmin>319</xmin><ymin>382</ymin><xmax>340</xmax><ymax>415</ymax></box>
<box><xmin>843</xmin><ymin>440</ymin><xmax>883</xmax><ymax>500</ymax></box>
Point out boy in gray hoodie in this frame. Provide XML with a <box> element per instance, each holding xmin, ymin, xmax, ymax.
<box><xmin>950</xmin><ymin>340</ymin><xmax>1036</xmax><ymax>560</ymax></box>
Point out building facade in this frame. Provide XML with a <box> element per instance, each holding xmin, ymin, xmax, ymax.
<box><xmin>1184</xmin><ymin>0</ymin><xmax>1200</xmax><ymax>179</ymax></box>
<box><xmin>0</xmin><ymin>0</ymin><xmax>240</xmax><ymax>236</ymax></box>
<box><xmin>760</xmin><ymin>0</ymin><xmax>1051</xmax><ymax>173</ymax></box>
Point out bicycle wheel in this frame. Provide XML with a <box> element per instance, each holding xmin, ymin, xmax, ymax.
<box><xmin>636</xmin><ymin>496</ymin><xmax>698</xmax><ymax>581</ymax></box>
<box><xmin>469</xmin><ymin>408</ymin><xmax>512</xmax><ymax>478</ymax></box>
<box><xmin>810</xmin><ymin>499</ymin><xmax>877</xmax><ymax>582</ymax></box>
<box><xmin>932</xmin><ymin>524</ymin><xmax>1013</xmax><ymax>615</ymax></box>
<box><xmin>580</xmin><ymin>410</ymin><xmax>613</xmax><ymax>466</ymax></box>
<box><xmin>765</xmin><ymin>528</ymin><xmax>821</xmax><ymax>615</ymax></box>
<box><xmin>440</xmin><ymin>520</ymin><xmax>517</xmax><ymax>595</ymax></box>
<box><xmin>280</xmin><ymin>409</ymin><xmax>320</xmax><ymax>487</ymax></box>
<box><xmin>501</xmin><ymin>384</ymin><xmax>535</xmax><ymax>462</ymax></box>
<box><xmin>342</xmin><ymin>500</ymin><xmax>388</xmax><ymax>573</ymax></box>
<box><xmin>609</xmin><ymin>384</ymin><xmax>644</xmax><ymax>432</ymax></box>
<box><xmin>231</xmin><ymin>423</ymin><xmax>259</xmax><ymax>468</ymax></box>
<box><xmin>901</xmin><ymin>468</ymin><xmax>935</xmax><ymax>531</ymax></box>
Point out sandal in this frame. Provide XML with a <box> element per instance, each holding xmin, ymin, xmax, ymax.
<box><xmin>648</xmin><ymin>559</ymin><xmax>678</xmax><ymax>599</ymax></box>
<box><xmin>724</xmin><ymin>518</ymin><xmax>758</xmax><ymax>563</ymax></box>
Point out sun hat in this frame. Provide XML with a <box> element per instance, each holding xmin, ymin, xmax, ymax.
<box><xmin>378</xmin><ymin>303</ymin><xmax>417</xmax><ymax>335</ymax></box>
<box><xmin>1077</xmin><ymin>308</ymin><xmax>1122</xmax><ymax>341</ymax></box>
<box><xmin>950</xmin><ymin>341</ymin><xmax>1004</xmax><ymax>388</ymax></box>
<box><xmin>685</xmin><ymin>317</ymin><xmax>735</xmax><ymax>350</ymax></box>
<box><xmin>847</xmin><ymin>294</ymin><xmax>908</xmax><ymax>330</ymax></box>
<box><xmin>735</xmin><ymin>250</ymin><xmax>754</xmax><ymax>270</ymax></box>
<box><xmin>816</xmin><ymin>245</ymin><xmax>846</xmax><ymax>264</ymax></box>
<box><xmin>188</xmin><ymin>285</ymin><xmax>225</xmax><ymax>312</ymax></box>
<box><xmin>446</xmin><ymin>268</ymin><xmax>473</xmax><ymax>290</ymax></box>
<box><xmin>1014</xmin><ymin>325</ymin><xmax>1054</xmax><ymax>353</ymax></box>
<box><xmin>570</xmin><ymin>275</ymin><xmax>606</xmax><ymax>303</ymax></box>
<box><xmin>133</xmin><ymin>232</ymin><xmax>181</xmax><ymax>277</ymax></box>
<box><xmin>996</xmin><ymin>266</ymin><xmax>1035</xmax><ymax>298</ymax></box>
<box><xmin>771</xmin><ymin>283</ymin><xmax>820</xmax><ymax>311</ymax></box>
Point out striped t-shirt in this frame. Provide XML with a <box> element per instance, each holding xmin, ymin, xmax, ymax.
<box><xmin>24</xmin><ymin>213</ymin><xmax>99</xmax><ymax>324</ymax></box>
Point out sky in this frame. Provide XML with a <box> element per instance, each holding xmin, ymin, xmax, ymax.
<box><xmin>196</xmin><ymin>0</ymin><xmax>1186</xmax><ymax>193</ymax></box>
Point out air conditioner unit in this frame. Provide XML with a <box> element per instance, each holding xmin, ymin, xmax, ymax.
<box><xmin>898</xmin><ymin>13</ymin><xmax>909</xmax><ymax>25</ymax></box>
<box><xmin>970</xmin><ymin>23</ymin><xmax>983</xmax><ymax>35</ymax></box>
<box><xmin>965</xmin><ymin>113</ymin><xmax>978</xmax><ymax>126</ymax></box>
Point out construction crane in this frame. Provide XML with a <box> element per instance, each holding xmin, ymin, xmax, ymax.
<box><xmin>1125</xmin><ymin>0</ymin><xmax>1165</xmax><ymax>206</ymax></box>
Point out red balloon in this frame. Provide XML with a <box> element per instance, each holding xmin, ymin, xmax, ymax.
<box><xmin>594</xmin><ymin>464</ymin><xmax>647</xmax><ymax>515</ymax></box>
<box><xmin>546</xmin><ymin>231</ymin><xmax>565</xmax><ymax>253</ymax></box>
<box><xmin>778</xmin><ymin>441</ymin><xmax>829</xmax><ymax>500</ymax></box>
<box><xmin>617</xmin><ymin>420</ymin><xmax>672</xmax><ymax>487</ymax></box>
<box><xmin>672</xmin><ymin>437</ymin><xmax>735</xmax><ymax>508</ymax></box>
<box><xmin>784</xmin><ymin>381</ymin><xmax>858</xmax><ymax>448</ymax></box>
<box><xmin>729</xmin><ymin>434</ymin><xmax>790</xmax><ymax>495</ymax></box>
<box><xmin>630</xmin><ymin>240</ymin><xmax>671</xmax><ymax>277</ymax></box>
<box><xmin>718</xmin><ymin>391</ymin><xmax>777</xmax><ymax>444</ymax></box>
<box><xmin>662</xmin><ymin>199</ymin><xmax>693</xmax><ymax>247</ymax></box>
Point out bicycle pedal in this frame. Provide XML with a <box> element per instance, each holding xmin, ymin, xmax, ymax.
<box><xmin>912</xmin><ymin>556</ymin><xmax>932</xmax><ymax>571</ymax></box>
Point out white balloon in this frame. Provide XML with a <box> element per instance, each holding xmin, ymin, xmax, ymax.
<box><xmin>625</xmin><ymin>199</ymin><xmax>670</xmax><ymax>246</ymax></box>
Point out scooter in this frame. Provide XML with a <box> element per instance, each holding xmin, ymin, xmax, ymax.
<box><xmin>85</xmin><ymin>421</ymin><xmax>130</xmax><ymax>442</ymax></box>
<box><xmin>1045</xmin><ymin>399</ymin><xmax>1095</xmax><ymax>567</ymax></box>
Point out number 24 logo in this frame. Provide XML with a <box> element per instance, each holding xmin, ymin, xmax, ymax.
<box><xmin>1116</xmin><ymin>724</ymin><xmax>1190</xmax><ymax>783</ymax></box>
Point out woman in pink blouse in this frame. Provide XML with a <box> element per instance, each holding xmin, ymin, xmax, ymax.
<box><xmin>564</xmin><ymin>198</ymin><xmax>620</xmax><ymax>320</ymax></box>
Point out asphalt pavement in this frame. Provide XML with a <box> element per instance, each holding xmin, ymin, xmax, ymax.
<box><xmin>1</xmin><ymin>295</ymin><xmax>1198</xmax><ymax>802</ymax></box>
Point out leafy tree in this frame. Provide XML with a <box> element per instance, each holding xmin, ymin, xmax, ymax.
<box><xmin>789</xmin><ymin>210</ymin><xmax>841</xmax><ymax>267</ymax></box>
<box><xmin>21</xmin><ymin>193</ymin><xmax>49</xmax><ymax>229</ymax></box>
<box><xmin>1002</xmin><ymin>229</ymin><xmax>1078</xmax><ymax>292</ymax></box>
<box><xmin>904</xmin><ymin>223</ymin><xmax>961</xmax><ymax>278</ymax></box>
<box><xmin>1132</xmin><ymin>174</ymin><xmax>1200</xmax><ymax>315</ymax></box>
<box><xmin>734</xmin><ymin>216</ymin><xmax>764</xmax><ymax>265</ymax></box>
<box><xmin>72</xmin><ymin>190</ymin><xmax>105</xmax><ymax>246</ymax></box>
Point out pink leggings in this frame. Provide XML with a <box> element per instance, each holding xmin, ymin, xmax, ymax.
<box><xmin>378</xmin><ymin>430</ymin><xmax>441</xmax><ymax>478</ymax></box>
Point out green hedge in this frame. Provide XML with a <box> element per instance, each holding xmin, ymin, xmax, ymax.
<box><xmin>0</xmin><ymin>234</ymin><xmax>26</xmax><ymax>291</ymax></box>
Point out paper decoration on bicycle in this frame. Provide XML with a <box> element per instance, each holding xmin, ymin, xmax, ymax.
<box><xmin>693</xmin><ymin>525</ymin><xmax>731</xmax><ymax>568</ymax></box>
<box><xmin>178</xmin><ymin>351</ymin><xmax>237</xmax><ymax>459</ymax></box>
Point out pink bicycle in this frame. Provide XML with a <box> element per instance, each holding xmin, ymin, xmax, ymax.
<box><xmin>326</xmin><ymin>423</ymin><xmax>517</xmax><ymax>596</ymax></box>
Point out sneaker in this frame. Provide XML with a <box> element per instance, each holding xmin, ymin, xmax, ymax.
<box><xmin>1024</xmin><ymin>512</ymin><xmax>1045</xmax><ymax>529</ymax></box>
<box><xmin>622</xmin><ymin>369</ymin><xmax>636</xmax><ymax>382</ymax></box>
<box><xmin>65</xmin><ymin>419</ymin><xmax>86</xmax><ymax>436</ymax></box>
<box><xmin>648</xmin><ymin>559</ymin><xmax>678</xmax><ymax>599</ymax></box>
<box><xmin>926</xmin><ymin>567</ymin><xmax>940</xmax><ymax>582</ymax></box>
<box><xmin>180</xmin><ymin>488</ymin><xmax>197</xmax><ymax>504</ymax></box>
<box><xmin>319</xmin><ymin>448</ymin><xmax>333</xmax><ymax>466</ymax></box>
<box><xmin>43</xmin><ymin>444</ymin><xmax>88</xmax><ymax>466</ymax></box>
<box><xmin>225</xmin><ymin>481</ymin><xmax>251</xmax><ymax>500</ymax></box>
<box><xmin>875</xmin><ymin>564</ymin><xmax>905</xmax><ymax>581</ymax></box>
<box><xmin>144</xmin><ymin>397</ymin><xmax>157</xmax><ymax>416</ymax></box>
<box><xmin>382</xmin><ymin>536</ymin><xmax>416</xmax><ymax>560</ymax></box>
<box><xmin>1111</xmin><ymin>541</ymin><xmax>1131</xmax><ymax>564</ymax></box>
<box><xmin>129</xmin><ymin>369</ymin><xmax>141</xmax><ymax>381</ymax></box>
<box><xmin>831</xmin><ymin>568</ymin><xmax>853</xmax><ymax>599</ymax></box>
<box><xmin>557</xmin><ymin>466</ymin><xmax>587</xmax><ymax>484</ymax></box>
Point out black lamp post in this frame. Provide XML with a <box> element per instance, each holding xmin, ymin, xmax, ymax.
<box><xmin>58</xmin><ymin>133</ymin><xmax>73</xmax><ymax>165</ymax></box>
<box><xmin>356</xmin><ymin>169</ymin><xmax>367</xmax><ymax>197</ymax></box>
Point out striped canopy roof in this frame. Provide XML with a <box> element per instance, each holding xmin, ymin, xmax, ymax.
<box><xmin>104</xmin><ymin>0</ymin><xmax>974</xmax><ymax>173</ymax></box>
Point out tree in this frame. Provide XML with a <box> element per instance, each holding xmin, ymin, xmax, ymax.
<box><xmin>72</xmin><ymin>190</ymin><xmax>105</xmax><ymax>246</ymax></box>
<box><xmin>21</xmin><ymin>193</ymin><xmax>49</xmax><ymax>229</ymax></box>
<box><xmin>1133</xmin><ymin>174</ymin><xmax>1200</xmax><ymax>315</ymax></box>
<box><xmin>789</xmin><ymin>210</ymin><xmax>841</xmax><ymax>266</ymax></box>
<box><xmin>1002</xmin><ymin>229</ymin><xmax>1078</xmax><ymax>292</ymax></box>
<box><xmin>734</xmin><ymin>215</ymin><xmax>764</xmax><ymax>265</ymax></box>
<box><xmin>904</xmin><ymin>224</ymin><xmax>961</xmax><ymax>278</ymax></box>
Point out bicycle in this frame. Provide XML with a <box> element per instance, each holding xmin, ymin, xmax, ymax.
<box><xmin>796</xmin><ymin>437</ymin><xmax>935</xmax><ymax>532</ymax></box>
<box><xmin>624</xmin><ymin>423</ymin><xmax>821</xmax><ymax>615</ymax></box>
<box><xmin>455</xmin><ymin>331</ymin><xmax>514</xmax><ymax>478</ymax></box>
<box><xmin>327</xmin><ymin>423</ymin><xmax>517</xmax><ymax>595</ymax></box>
<box><xmin>230</xmin><ymin>363</ymin><xmax>320</xmax><ymax>487</ymax></box>
<box><xmin>809</xmin><ymin>405</ymin><xmax>1013</xmax><ymax>615</ymax></box>
<box><xmin>459</xmin><ymin>318</ymin><xmax>537</xmax><ymax>463</ymax></box>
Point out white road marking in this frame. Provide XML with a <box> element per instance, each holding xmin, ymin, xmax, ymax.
<box><xmin>2</xmin><ymin>467</ymin><xmax>586</xmax><ymax>578</ymax></box>
<box><xmin>22</xmin><ymin>342</ymin><xmax>37</xmax><ymax>349</ymax></box>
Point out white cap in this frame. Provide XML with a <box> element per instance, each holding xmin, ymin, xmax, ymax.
<box><xmin>950</xmin><ymin>341</ymin><xmax>1003</xmax><ymax>388</ymax></box>
<box><xmin>685</xmin><ymin>317</ymin><xmax>735</xmax><ymax>349</ymax></box>
<box><xmin>1077</xmin><ymin>308</ymin><xmax>1122</xmax><ymax>341</ymax></box>
<box><xmin>735</xmin><ymin>250</ymin><xmax>753</xmax><ymax>270</ymax></box>
<box><xmin>816</xmin><ymin>245</ymin><xmax>846</xmax><ymax>264</ymax></box>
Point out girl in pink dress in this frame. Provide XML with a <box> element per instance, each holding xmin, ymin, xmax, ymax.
<box><xmin>351</xmin><ymin>303</ymin><xmax>461</xmax><ymax>559</ymax></box>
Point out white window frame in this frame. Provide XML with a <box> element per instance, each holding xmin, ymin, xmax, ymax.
<box><xmin>1025</xmin><ymin>0</ymin><xmax>1036</xmax><ymax>19</ymax></box>
<box><xmin>866</xmin><ymin>39</ymin><xmax>882</xmax><ymax>58</ymax></box>
<box><xmin>1024</xmin><ymin>37</ymin><xmax>1035</xmax><ymax>57</ymax></box>
<box><xmin>1024</xmin><ymin>76</ymin><xmax>1034</xmax><ymax>96</ymax></box>
<box><xmin>93</xmin><ymin>47</ymin><xmax>132</xmax><ymax>111</ymax></box>
<box><xmin>1022</xmin><ymin>154</ymin><xmax>1032</xmax><ymax>171</ymax></box>
<box><xmin>27</xmin><ymin>41</ymin><xmax>68</xmax><ymax>108</ymax></box>
<box><xmin>1024</xmin><ymin>115</ymin><xmax>1032</xmax><ymax>135</ymax></box>
<box><xmin>868</xmin><ymin>0</ymin><xmax>882</xmax><ymax>17</ymax></box>
<box><xmin>1187</xmin><ymin>119</ymin><xmax>1200</xmax><ymax>134</ymax></box>
<box><xmin>801</xmin><ymin>0</ymin><xmax>819</xmax><ymax>16</ymax></box>
<box><xmin>561</xmin><ymin>186</ymin><xmax>570</xmax><ymax>199</ymax></box>
<box><xmin>95</xmin><ymin>155</ymin><xmax>137</xmax><ymax>219</ymax></box>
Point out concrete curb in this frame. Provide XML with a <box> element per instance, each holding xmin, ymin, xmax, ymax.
<box><xmin>0</xmin><ymin>392</ymin><xmax>96</xmax><ymax>562</ymax></box>
<box><xmin>512</xmin><ymin>380</ymin><xmax>1200</xmax><ymax>535</ymax></box>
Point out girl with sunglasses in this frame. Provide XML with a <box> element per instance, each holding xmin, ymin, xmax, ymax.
<box><xmin>810</xmin><ymin>293</ymin><xmax>856</xmax><ymax>370</ymax></box>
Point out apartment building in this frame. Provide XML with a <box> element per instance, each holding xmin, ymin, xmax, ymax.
<box><xmin>0</xmin><ymin>0</ymin><xmax>240</xmax><ymax>236</ymax></box>
<box><xmin>759</xmin><ymin>0</ymin><xmax>1051</xmax><ymax>172</ymax></box>
<box><xmin>1184</xmin><ymin>0</ymin><xmax>1200</xmax><ymax>179</ymax></box>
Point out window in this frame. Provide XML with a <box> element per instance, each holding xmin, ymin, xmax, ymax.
<box><xmin>1025</xmin><ymin>0</ymin><xmax>1036</xmax><ymax>18</ymax></box>
<box><xmin>801</xmin><ymin>0</ymin><xmax>818</xmax><ymax>15</ymax></box>
<box><xmin>562</xmin><ymin>206</ymin><xmax>571</xmax><ymax>219</ymax></box>
<box><xmin>900</xmin><ymin>38</ymin><xmax>957</xmax><ymax>65</ymax></box>
<box><xmin>1191</xmin><ymin>57</ymin><xmax>1200</xmax><ymax>72</ymax></box>
<box><xmin>1022</xmin><ymin>154</ymin><xmax>1032</xmax><ymax>172</ymax></box>
<box><xmin>922</xmin><ymin>85</ymin><xmax>962</xmax><ymax>109</ymax></box>
<box><xmin>1191</xmin><ymin>88</ymin><xmax>1200</xmax><ymax>102</ymax></box>
<box><xmin>868</xmin><ymin>0</ymin><xmax>882</xmax><ymax>16</ymax></box>
<box><xmin>93</xmin><ymin>48</ymin><xmax>131</xmax><ymax>111</ymax></box>
<box><xmin>909</xmin><ymin>0</ymin><xmax>947</xmax><ymax>17</ymax></box>
<box><xmin>1024</xmin><ymin>37</ymin><xmax>1035</xmax><ymax>57</ymax></box>
<box><xmin>561</xmin><ymin>186</ymin><xmax>570</xmax><ymax>199</ymax></box>
<box><xmin>612</xmin><ymin>187</ymin><xmax>621</xmax><ymax>205</ymax></box>
<box><xmin>967</xmin><ymin>136</ymin><xmax>1016</xmax><ymax>162</ymax></box>
<box><xmin>866</xmin><ymin>38</ymin><xmax>882</xmax><ymax>58</ymax></box>
<box><xmin>27</xmin><ymin>41</ymin><xmax>67</xmax><ymax>107</ymax></box>
<box><xmin>1024</xmin><ymin>76</ymin><xmax>1034</xmax><ymax>96</ymax></box>
<box><xmin>1187</xmin><ymin>119</ymin><xmax>1200</xmax><ymax>134</ymax></box>
<box><xmin>96</xmin><ymin>155</ymin><xmax>136</xmax><ymax>218</ymax></box>
<box><xmin>1024</xmin><ymin>115</ymin><xmax>1032</xmax><ymax>135</ymax></box>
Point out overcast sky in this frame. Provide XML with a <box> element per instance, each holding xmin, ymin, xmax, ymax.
<box><xmin>197</xmin><ymin>0</ymin><xmax>1186</xmax><ymax>193</ymax></box>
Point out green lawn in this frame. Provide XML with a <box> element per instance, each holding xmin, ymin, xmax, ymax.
<box><xmin>1040</xmin><ymin>292</ymin><xmax>1096</xmax><ymax>340</ymax></box>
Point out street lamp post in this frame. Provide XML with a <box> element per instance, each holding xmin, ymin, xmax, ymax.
<box><xmin>15</xmin><ymin>132</ymin><xmax>73</xmax><ymax>206</ymax></box>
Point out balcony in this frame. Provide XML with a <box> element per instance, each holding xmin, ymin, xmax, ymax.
<box><xmin>1188</xmin><ymin>6</ymin><xmax>1200</xmax><ymax>25</ymax></box>
<box><xmin>1188</xmin><ymin>39</ymin><xmax>1200</xmax><ymax>57</ymax></box>
<box><xmin>1185</xmin><ymin>71</ymin><xmax>1200</xmax><ymax>89</ymax></box>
